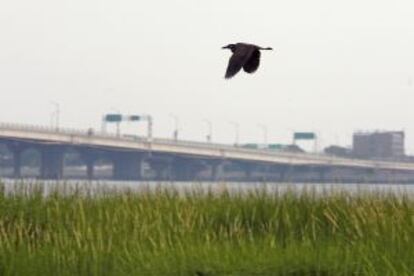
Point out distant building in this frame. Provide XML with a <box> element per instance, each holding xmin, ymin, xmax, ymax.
<box><xmin>352</xmin><ymin>131</ymin><xmax>405</xmax><ymax>159</ymax></box>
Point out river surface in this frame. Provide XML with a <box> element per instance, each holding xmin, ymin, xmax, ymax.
<box><xmin>1</xmin><ymin>178</ymin><xmax>414</xmax><ymax>197</ymax></box>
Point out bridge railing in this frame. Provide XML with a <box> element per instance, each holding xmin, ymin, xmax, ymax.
<box><xmin>0</xmin><ymin>122</ymin><xmax>106</xmax><ymax>137</ymax></box>
<box><xmin>0</xmin><ymin>121</ymin><xmax>335</xmax><ymax>158</ymax></box>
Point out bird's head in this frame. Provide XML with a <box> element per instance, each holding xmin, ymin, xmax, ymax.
<box><xmin>259</xmin><ymin>46</ymin><xmax>273</xmax><ymax>51</ymax></box>
<box><xmin>222</xmin><ymin>44</ymin><xmax>236</xmax><ymax>51</ymax></box>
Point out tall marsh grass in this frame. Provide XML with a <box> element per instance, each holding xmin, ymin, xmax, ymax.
<box><xmin>0</xmin><ymin>182</ymin><xmax>413</xmax><ymax>275</ymax></box>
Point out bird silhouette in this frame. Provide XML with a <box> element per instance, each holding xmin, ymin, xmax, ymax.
<box><xmin>222</xmin><ymin>43</ymin><xmax>273</xmax><ymax>79</ymax></box>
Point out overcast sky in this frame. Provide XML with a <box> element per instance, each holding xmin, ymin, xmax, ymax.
<box><xmin>1</xmin><ymin>0</ymin><xmax>414</xmax><ymax>152</ymax></box>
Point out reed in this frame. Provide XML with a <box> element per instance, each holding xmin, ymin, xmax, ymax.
<box><xmin>0</xmin><ymin>182</ymin><xmax>412</xmax><ymax>275</ymax></box>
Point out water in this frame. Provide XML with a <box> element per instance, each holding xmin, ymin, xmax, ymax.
<box><xmin>2</xmin><ymin>178</ymin><xmax>414</xmax><ymax>197</ymax></box>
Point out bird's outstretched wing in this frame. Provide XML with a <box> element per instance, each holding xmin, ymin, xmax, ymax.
<box><xmin>243</xmin><ymin>49</ymin><xmax>261</xmax><ymax>74</ymax></box>
<box><xmin>225</xmin><ymin>45</ymin><xmax>254</xmax><ymax>79</ymax></box>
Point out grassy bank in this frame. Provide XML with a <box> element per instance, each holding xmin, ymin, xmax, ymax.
<box><xmin>0</xmin><ymin>184</ymin><xmax>413</xmax><ymax>275</ymax></box>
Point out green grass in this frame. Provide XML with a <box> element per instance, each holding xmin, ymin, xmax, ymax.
<box><xmin>0</xmin><ymin>183</ymin><xmax>413</xmax><ymax>275</ymax></box>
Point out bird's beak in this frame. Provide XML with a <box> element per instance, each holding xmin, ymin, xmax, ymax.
<box><xmin>222</xmin><ymin>46</ymin><xmax>229</xmax><ymax>49</ymax></box>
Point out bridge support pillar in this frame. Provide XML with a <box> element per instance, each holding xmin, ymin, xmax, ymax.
<box><xmin>365</xmin><ymin>168</ymin><xmax>380</xmax><ymax>183</ymax></box>
<box><xmin>80</xmin><ymin>150</ymin><xmax>100</xmax><ymax>180</ymax></box>
<box><xmin>317</xmin><ymin>167</ymin><xmax>329</xmax><ymax>183</ymax></box>
<box><xmin>13</xmin><ymin>149</ymin><xmax>22</xmax><ymax>178</ymax></box>
<box><xmin>86</xmin><ymin>160</ymin><xmax>94</xmax><ymax>180</ymax></box>
<box><xmin>211</xmin><ymin>161</ymin><xmax>225</xmax><ymax>181</ymax></box>
<box><xmin>40</xmin><ymin>147</ymin><xmax>64</xmax><ymax>179</ymax></box>
<box><xmin>112</xmin><ymin>152</ymin><xmax>144</xmax><ymax>181</ymax></box>
<box><xmin>148</xmin><ymin>159</ymin><xmax>172</xmax><ymax>180</ymax></box>
<box><xmin>236</xmin><ymin>162</ymin><xmax>257</xmax><ymax>181</ymax></box>
<box><xmin>279</xmin><ymin>165</ymin><xmax>293</xmax><ymax>182</ymax></box>
<box><xmin>170</xmin><ymin>157</ymin><xmax>205</xmax><ymax>181</ymax></box>
<box><xmin>7</xmin><ymin>143</ymin><xmax>25</xmax><ymax>178</ymax></box>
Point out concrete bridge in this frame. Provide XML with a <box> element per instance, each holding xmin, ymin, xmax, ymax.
<box><xmin>1</xmin><ymin>122</ymin><xmax>414</xmax><ymax>183</ymax></box>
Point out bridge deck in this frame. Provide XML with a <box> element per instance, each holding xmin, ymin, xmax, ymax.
<box><xmin>0</xmin><ymin>122</ymin><xmax>413</xmax><ymax>171</ymax></box>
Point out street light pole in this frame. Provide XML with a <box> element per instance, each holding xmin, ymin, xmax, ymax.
<box><xmin>169</xmin><ymin>114</ymin><xmax>179</xmax><ymax>141</ymax></box>
<box><xmin>285</xmin><ymin>128</ymin><xmax>295</xmax><ymax>145</ymax></box>
<box><xmin>257</xmin><ymin>124</ymin><xmax>268</xmax><ymax>147</ymax></box>
<box><xmin>203</xmin><ymin>119</ymin><xmax>212</xmax><ymax>142</ymax></box>
<box><xmin>50</xmin><ymin>101</ymin><xmax>60</xmax><ymax>131</ymax></box>
<box><xmin>230</xmin><ymin>121</ymin><xmax>240</xmax><ymax>146</ymax></box>
<box><xmin>101</xmin><ymin>116</ymin><xmax>107</xmax><ymax>134</ymax></box>
<box><xmin>108</xmin><ymin>108</ymin><xmax>121</xmax><ymax>137</ymax></box>
<box><xmin>314</xmin><ymin>130</ymin><xmax>320</xmax><ymax>153</ymax></box>
<box><xmin>141</xmin><ymin>115</ymin><xmax>153</xmax><ymax>141</ymax></box>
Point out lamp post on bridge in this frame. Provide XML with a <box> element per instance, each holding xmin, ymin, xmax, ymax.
<box><xmin>141</xmin><ymin>115</ymin><xmax>153</xmax><ymax>141</ymax></box>
<box><xmin>257</xmin><ymin>124</ymin><xmax>268</xmax><ymax>147</ymax></box>
<box><xmin>285</xmin><ymin>128</ymin><xmax>295</xmax><ymax>145</ymax></box>
<box><xmin>50</xmin><ymin>101</ymin><xmax>60</xmax><ymax>131</ymax></box>
<box><xmin>125</xmin><ymin>114</ymin><xmax>153</xmax><ymax>141</ymax></box>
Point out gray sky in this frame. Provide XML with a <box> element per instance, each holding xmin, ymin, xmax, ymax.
<box><xmin>1</xmin><ymin>0</ymin><xmax>414</xmax><ymax>152</ymax></box>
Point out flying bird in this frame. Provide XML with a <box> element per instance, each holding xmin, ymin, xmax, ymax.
<box><xmin>222</xmin><ymin>43</ymin><xmax>273</xmax><ymax>79</ymax></box>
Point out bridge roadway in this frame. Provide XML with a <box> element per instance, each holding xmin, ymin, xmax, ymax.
<box><xmin>0</xmin><ymin>122</ymin><xmax>414</xmax><ymax>172</ymax></box>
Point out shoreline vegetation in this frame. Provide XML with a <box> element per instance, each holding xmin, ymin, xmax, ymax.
<box><xmin>0</xmin><ymin>182</ymin><xmax>413</xmax><ymax>275</ymax></box>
